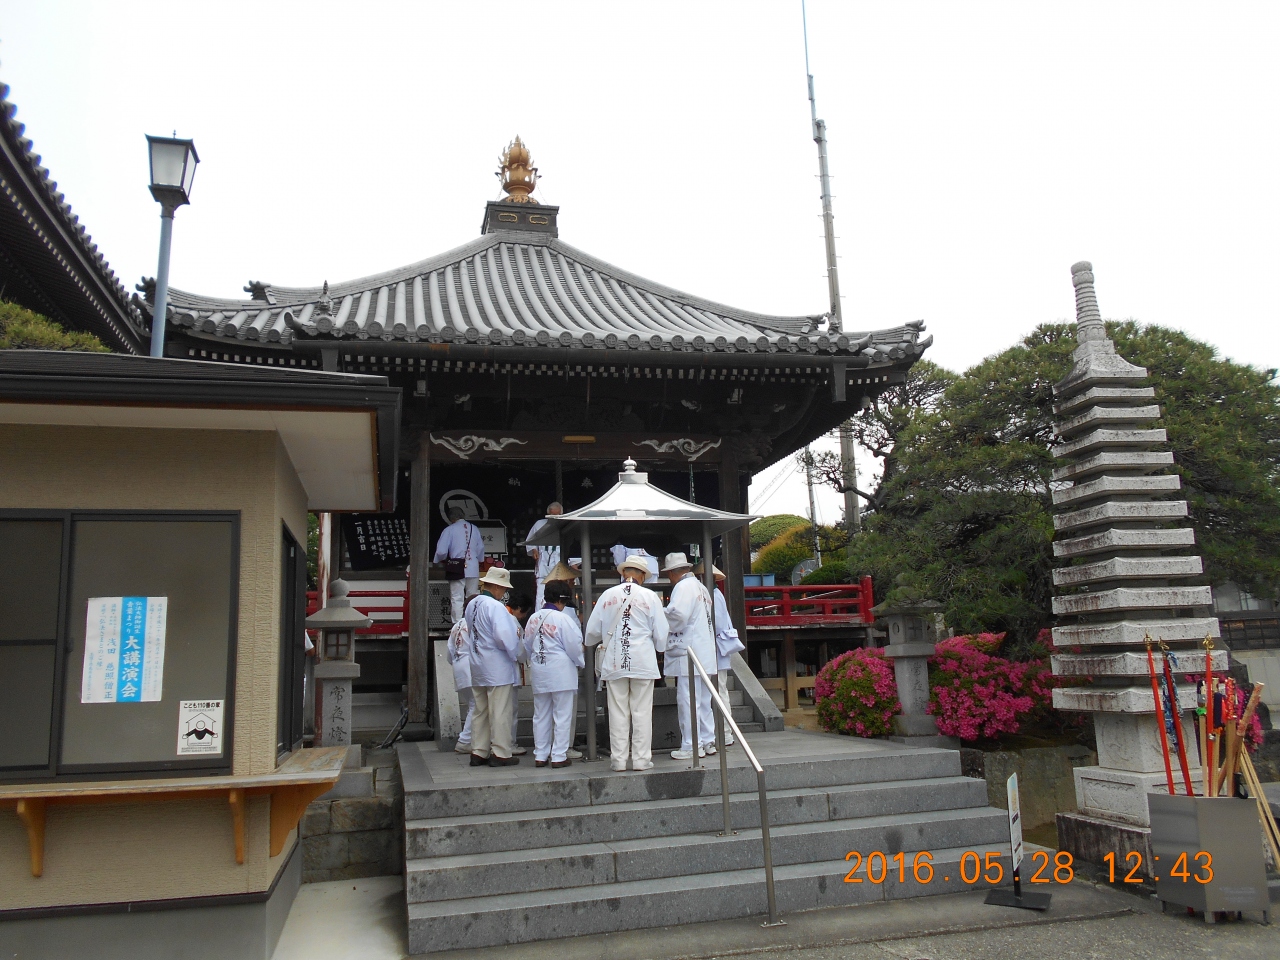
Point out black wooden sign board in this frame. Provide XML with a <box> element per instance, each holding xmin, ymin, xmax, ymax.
<box><xmin>342</xmin><ymin>468</ymin><xmax>412</xmax><ymax>570</ymax></box>
<box><xmin>342</xmin><ymin>514</ymin><xmax>411</xmax><ymax>569</ymax></box>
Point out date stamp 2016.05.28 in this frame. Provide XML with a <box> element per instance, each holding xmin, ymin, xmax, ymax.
<box><xmin>843</xmin><ymin>850</ymin><xmax>1079</xmax><ymax>886</ymax></box>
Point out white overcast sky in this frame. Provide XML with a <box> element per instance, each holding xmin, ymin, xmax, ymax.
<box><xmin>2</xmin><ymin>1</ymin><xmax>1276</xmax><ymax>523</ymax></box>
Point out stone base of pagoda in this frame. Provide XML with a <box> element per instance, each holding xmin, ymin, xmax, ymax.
<box><xmin>1056</xmin><ymin>811</ymin><xmax>1154</xmax><ymax>879</ymax></box>
<box><xmin>1072</xmin><ymin>764</ymin><xmax>1200</xmax><ymax>826</ymax></box>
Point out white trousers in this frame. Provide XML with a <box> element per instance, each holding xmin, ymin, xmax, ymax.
<box><xmin>606</xmin><ymin>678</ymin><xmax>654</xmax><ymax>764</ymax></box>
<box><xmin>458</xmin><ymin>689</ymin><xmax>475</xmax><ymax>745</ymax></box>
<box><xmin>470</xmin><ymin>684</ymin><xmax>514</xmax><ymax>759</ymax></box>
<box><xmin>718</xmin><ymin>669</ymin><xmax>735</xmax><ymax>744</ymax></box>
<box><xmin>677</xmin><ymin>674</ymin><xmax>716</xmax><ymax>752</ymax></box>
<box><xmin>449</xmin><ymin>577</ymin><xmax>479</xmax><ymax>623</ymax></box>
<box><xmin>535</xmin><ymin>579</ymin><xmax>546</xmax><ymax>610</ymax></box>
<box><xmin>533</xmin><ymin>690</ymin><xmax>575</xmax><ymax>762</ymax></box>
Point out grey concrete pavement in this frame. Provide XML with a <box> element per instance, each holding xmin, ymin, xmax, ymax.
<box><xmin>270</xmin><ymin>872</ymin><xmax>1277</xmax><ymax>960</ymax></box>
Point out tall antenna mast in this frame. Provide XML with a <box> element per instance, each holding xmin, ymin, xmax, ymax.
<box><xmin>802</xmin><ymin>0</ymin><xmax>861</xmax><ymax>547</ymax></box>
<box><xmin>803</xmin><ymin>0</ymin><xmax>842</xmax><ymax>334</ymax></box>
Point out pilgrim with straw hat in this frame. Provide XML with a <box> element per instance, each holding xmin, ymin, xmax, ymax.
<box><xmin>695</xmin><ymin>562</ymin><xmax>746</xmax><ymax>746</ymax></box>
<box><xmin>464</xmin><ymin>566</ymin><xmax>522</xmax><ymax>767</ymax></box>
<box><xmin>585</xmin><ymin>553</ymin><xmax>669</xmax><ymax>771</ymax></box>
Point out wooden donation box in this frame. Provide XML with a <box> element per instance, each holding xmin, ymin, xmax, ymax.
<box><xmin>0</xmin><ymin>351</ymin><xmax>400</xmax><ymax>960</ymax></box>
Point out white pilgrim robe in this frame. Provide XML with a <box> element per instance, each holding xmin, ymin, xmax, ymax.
<box><xmin>525</xmin><ymin>519</ymin><xmax>561</xmax><ymax>580</ymax></box>
<box><xmin>713</xmin><ymin>587</ymin><xmax>745</xmax><ymax>671</ymax></box>
<box><xmin>521</xmin><ymin>607</ymin><xmax>585</xmax><ymax>694</ymax></box>
<box><xmin>663</xmin><ymin>577</ymin><xmax>717</xmax><ymax>677</ymax></box>
<box><xmin>465</xmin><ymin>593</ymin><xmax>520</xmax><ymax>687</ymax></box>
<box><xmin>447</xmin><ymin>616</ymin><xmax>472</xmax><ymax>691</ymax></box>
<box><xmin>434</xmin><ymin>519</ymin><xmax>483</xmax><ymax>578</ymax></box>
<box><xmin>585</xmin><ymin>581</ymin><xmax>668</xmax><ymax>682</ymax></box>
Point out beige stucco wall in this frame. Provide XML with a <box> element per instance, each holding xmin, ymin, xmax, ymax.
<box><xmin>0</xmin><ymin>424</ymin><xmax>308</xmax><ymax>908</ymax></box>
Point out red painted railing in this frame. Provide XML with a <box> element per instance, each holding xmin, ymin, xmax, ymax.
<box><xmin>743</xmin><ymin>577</ymin><xmax>874</xmax><ymax>628</ymax></box>
<box><xmin>306</xmin><ymin>588</ymin><xmax>410</xmax><ymax>636</ymax></box>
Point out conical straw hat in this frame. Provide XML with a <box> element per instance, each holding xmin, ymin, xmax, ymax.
<box><xmin>544</xmin><ymin>560</ymin><xmax>580</xmax><ymax>583</ymax></box>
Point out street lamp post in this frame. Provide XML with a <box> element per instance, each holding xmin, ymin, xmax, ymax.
<box><xmin>145</xmin><ymin>135</ymin><xmax>199</xmax><ymax>359</ymax></box>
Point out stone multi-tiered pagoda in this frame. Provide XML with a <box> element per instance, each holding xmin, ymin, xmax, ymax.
<box><xmin>1049</xmin><ymin>261</ymin><xmax>1227</xmax><ymax>861</ymax></box>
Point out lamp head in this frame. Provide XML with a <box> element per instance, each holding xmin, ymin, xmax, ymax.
<box><xmin>147</xmin><ymin>135</ymin><xmax>199</xmax><ymax>209</ymax></box>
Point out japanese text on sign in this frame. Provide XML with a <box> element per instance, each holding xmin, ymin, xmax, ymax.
<box><xmin>82</xmin><ymin>596</ymin><xmax>167</xmax><ymax>703</ymax></box>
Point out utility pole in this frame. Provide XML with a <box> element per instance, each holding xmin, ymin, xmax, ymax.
<box><xmin>804</xmin><ymin>445</ymin><xmax>822</xmax><ymax>566</ymax></box>
<box><xmin>803</xmin><ymin>0</ymin><xmax>859</xmax><ymax>557</ymax></box>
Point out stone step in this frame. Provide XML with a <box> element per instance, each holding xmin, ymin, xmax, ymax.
<box><xmin>406</xmin><ymin>775</ymin><xmax>986</xmax><ymax>859</ymax></box>
<box><xmin>404</xmin><ymin>748</ymin><xmax>962</xmax><ymax>820</ymax></box>
<box><xmin>406</xmin><ymin>842</ymin><xmax>1008</xmax><ymax>953</ymax></box>
<box><xmin>406</xmin><ymin>803</ymin><xmax>1005</xmax><ymax>903</ymax></box>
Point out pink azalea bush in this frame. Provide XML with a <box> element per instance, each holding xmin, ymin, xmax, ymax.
<box><xmin>815</xmin><ymin>648</ymin><xmax>901</xmax><ymax>737</ymax></box>
<box><xmin>927</xmin><ymin>633</ymin><xmax>1051</xmax><ymax>742</ymax></box>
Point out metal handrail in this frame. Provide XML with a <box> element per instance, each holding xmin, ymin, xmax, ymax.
<box><xmin>686</xmin><ymin>648</ymin><xmax>784</xmax><ymax>927</ymax></box>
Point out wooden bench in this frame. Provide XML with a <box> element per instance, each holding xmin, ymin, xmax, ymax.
<box><xmin>0</xmin><ymin>746</ymin><xmax>347</xmax><ymax>877</ymax></box>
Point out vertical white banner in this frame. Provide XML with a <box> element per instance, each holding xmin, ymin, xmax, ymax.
<box><xmin>82</xmin><ymin>597</ymin><xmax>167</xmax><ymax>703</ymax></box>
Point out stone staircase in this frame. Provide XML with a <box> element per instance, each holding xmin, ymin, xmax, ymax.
<box><xmin>397</xmin><ymin>732</ymin><xmax>1010</xmax><ymax>953</ymax></box>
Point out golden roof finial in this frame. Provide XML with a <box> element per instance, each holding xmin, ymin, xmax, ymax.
<box><xmin>497</xmin><ymin>136</ymin><xmax>539</xmax><ymax>204</ymax></box>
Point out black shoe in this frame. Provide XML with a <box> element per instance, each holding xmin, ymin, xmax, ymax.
<box><xmin>551</xmin><ymin>758</ymin><xmax>572</xmax><ymax>768</ymax></box>
<box><xmin>535</xmin><ymin>759</ymin><xmax>548</xmax><ymax>767</ymax></box>
<box><xmin>469</xmin><ymin>753</ymin><xmax>489</xmax><ymax>766</ymax></box>
<box><xmin>489</xmin><ymin>754</ymin><xmax>520</xmax><ymax>767</ymax></box>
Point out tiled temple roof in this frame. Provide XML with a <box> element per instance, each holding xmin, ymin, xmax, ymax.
<box><xmin>0</xmin><ymin>83</ymin><xmax>145</xmax><ymax>353</ymax></box>
<box><xmin>158</xmin><ymin>232</ymin><xmax>930</xmax><ymax>361</ymax></box>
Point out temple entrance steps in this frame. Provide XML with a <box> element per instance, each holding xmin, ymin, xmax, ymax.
<box><xmin>396</xmin><ymin>731</ymin><xmax>1009</xmax><ymax>953</ymax></box>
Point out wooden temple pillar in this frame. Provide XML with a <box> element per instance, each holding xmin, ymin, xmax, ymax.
<box><xmin>407</xmin><ymin>436</ymin><xmax>432</xmax><ymax>725</ymax></box>
<box><xmin>718</xmin><ymin>444</ymin><xmax>748</xmax><ymax>636</ymax></box>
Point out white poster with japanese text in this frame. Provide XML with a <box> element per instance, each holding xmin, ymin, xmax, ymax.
<box><xmin>81</xmin><ymin>596</ymin><xmax>167</xmax><ymax>703</ymax></box>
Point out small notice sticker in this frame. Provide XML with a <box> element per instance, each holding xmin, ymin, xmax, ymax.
<box><xmin>177</xmin><ymin>700</ymin><xmax>224</xmax><ymax>756</ymax></box>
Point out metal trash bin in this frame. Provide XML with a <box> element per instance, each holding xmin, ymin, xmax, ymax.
<box><xmin>1148</xmin><ymin>793</ymin><xmax>1270</xmax><ymax>923</ymax></box>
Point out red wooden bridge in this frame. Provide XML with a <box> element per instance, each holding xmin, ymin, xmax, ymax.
<box><xmin>743</xmin><ymin>578</ymin><xmax>874</xmax><ymax>628</ymax></box>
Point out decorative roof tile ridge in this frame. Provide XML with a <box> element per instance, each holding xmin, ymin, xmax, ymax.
<box><xmin>158</xmin><ymin>234</ymin><xmax>507</xmax><ymax>317</ymax></box>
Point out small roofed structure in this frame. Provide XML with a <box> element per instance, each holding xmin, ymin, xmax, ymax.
<box><xmin>520</xmin><ymin>457</ymin><xmax>754</xmax><ymax>760</ymax></box>
<box><xmin>524</xmin><ymin>458</ymin><xmax>758</xmax><ymax>544</ymax></box>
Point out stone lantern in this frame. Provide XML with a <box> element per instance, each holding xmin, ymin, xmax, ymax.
<box><xmin>873</xmin><ymin>586</ymin><xmax>955</xmax><ymax>746</ymax></box>
<box><xmin>305</xmin><ymin>579</ymin><xmax>370</xmax><ymax>749</ymax></box>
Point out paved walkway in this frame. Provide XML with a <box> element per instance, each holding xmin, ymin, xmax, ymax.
<box><xmin>271</xmin><ymin>875</ymin><xmax>1278</xmax><ymax>960</ymax></box>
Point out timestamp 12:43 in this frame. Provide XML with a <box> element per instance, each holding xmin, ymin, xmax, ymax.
<box><xmin>1103</xmin><ymin>851</ymin><xmax>1213</xmax><ymax>884</ymax></box>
